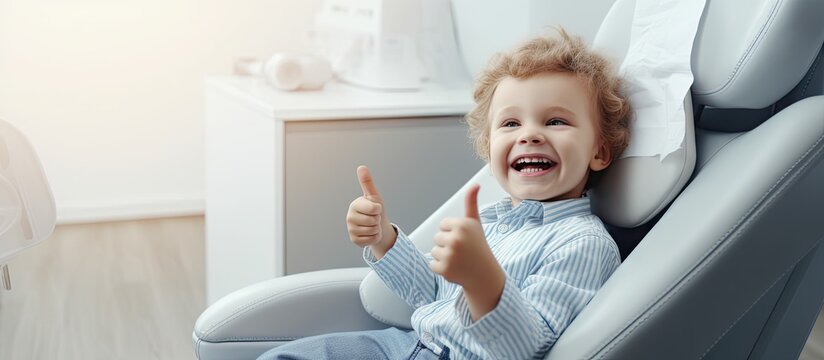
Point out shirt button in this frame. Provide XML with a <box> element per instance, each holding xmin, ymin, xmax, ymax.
<box><xmin>497</xmin><ymin>223</ymin><xmax>509</xmax><ymax>233</ymax></box>
<box><xmin>421</xmin><ymin>332</ymin><xmax>434</xmax><ymax>342</ymax></box>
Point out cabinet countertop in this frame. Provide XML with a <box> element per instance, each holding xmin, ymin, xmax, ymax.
<box><xmin>206</xmin><ymin>76</ymin><xmax>475</xmax><ymax>122</ymax></box>
<box><xmin>206</xmin><ymin>76</ymin><xmax>474</xmax><ymax>121</ymax></box>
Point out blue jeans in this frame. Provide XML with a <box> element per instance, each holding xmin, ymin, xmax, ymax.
<box><xmin>256</xmin><ymin>327</ymin><xmax>450</xmax><ymax>360</ymax></box>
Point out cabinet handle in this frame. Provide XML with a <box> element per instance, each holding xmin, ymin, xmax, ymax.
<box><xmin>1</xmin><ymin>264</ymin><xmax>10</xmax><ymax>291</ymax></box>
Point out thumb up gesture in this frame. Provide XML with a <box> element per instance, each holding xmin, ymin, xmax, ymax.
<box><xmin>429</xmin><ymin>184</ymin><xmax>503</xmax><ymax>292</ymax></box>
<box><xmin>346</xmin><ymin>166</ymin><xmax>397</xmax><ymax>257</ymax></box>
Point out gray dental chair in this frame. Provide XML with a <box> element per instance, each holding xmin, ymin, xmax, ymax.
<box><xmin>192</xmin><ymin>0</ymin><xmax>824</xmax><ymax>358</ymax></box>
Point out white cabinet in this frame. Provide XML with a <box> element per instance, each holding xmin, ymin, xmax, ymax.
<box><xmin>204</xmin><ymin>77</ymin><xmax>483</xmax><ymax>304</ymax></box>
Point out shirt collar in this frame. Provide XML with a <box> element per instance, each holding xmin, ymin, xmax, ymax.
<box><xmin>479</xmin><ymin>196</ymin><xmax>592</xmax><ymax>225</ymax></box>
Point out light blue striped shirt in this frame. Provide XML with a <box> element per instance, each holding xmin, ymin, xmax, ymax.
<box><xmin>364</xmin><ymin>196</ymin><xmax>621</xmax><ymax>359</ymax></box>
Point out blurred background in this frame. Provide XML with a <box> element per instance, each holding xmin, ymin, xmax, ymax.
<box><xmin>0</xmin><ymin>0</ymin><xmax>319</xmax><ymax>222</ymax></box>
<box><xmin>0</xmin><ymin>1</ymin><xmax>323</xmax><ymax>358</ymax></box>
<box><xmin>0</xmin><ymin>0</ymin><xmax>822</xmax><ymax>359</ymax></box>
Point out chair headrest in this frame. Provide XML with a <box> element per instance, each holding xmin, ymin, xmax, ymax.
<box><xmin>691</xmin><ymin>0</ymin><xmax>824</xmax><ymax>109</ymax></box>
<box><xmin>589</xmin><ymin>0</ymin><xmax>824</xmax><ymax>228</ymax></box>
<box><xmin>595</xmin><ymin>0</ymin><xmax>824</xmax><ymax>110</ymax></box>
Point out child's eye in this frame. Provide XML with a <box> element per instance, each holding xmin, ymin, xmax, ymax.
<box><xmin>502</xmin><ymin>120</ymin><xmax>520</xmax><ymax>127</ymax></box>
<box><xmin>546</xmin><ymin>118</ymin><xmax>567</xmax><ymax>126</ymax></box>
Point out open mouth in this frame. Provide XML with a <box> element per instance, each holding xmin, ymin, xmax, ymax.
<box><xmin>511</xmin><ymin>156</ymin><xmax>556</xmax><ymax>174</ymax></box>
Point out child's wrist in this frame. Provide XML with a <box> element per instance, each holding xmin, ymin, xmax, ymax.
<box><xmin>382</xmin><ymin>222</ymin><xmax>398</xmax><ymax>244</ymax></box>
<box><xmin>464</xmin><ymin>265</ymin><xmax>505</xmax><ymax>295</ymax></box>
<box><xmin>370</xmin><ymin>223</ymin><xmax>398</xmax><ymax>259</ymax></box>
<box><xmin>463</xmin><ymin>266</ymin><xmax>506</xmax><ymax>322</ymax></box>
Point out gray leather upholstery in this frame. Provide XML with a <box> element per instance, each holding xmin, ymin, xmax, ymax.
<box><xmin>544</xmin><ymin>1</ymin><xmax>824</xmax><ymax>357</ymax></box>
<box><xmin>691</xmin><ymin>0</ymin><xmax>824</xmax><ymax>109</ymax></box>
<box><xmin>547</xmin><ymin>95</ymin><xmax>824</xmax><ymax>359</ymax></box>
<box><xmin>192</xmin><ymin>0</ymin><xmax>824</xmax><ymax>358</ymax></box>
<box><xmin>590</xmin><ymin>0</ymin><xmax>824</xmax><ymax>228</ymax></box>
<box><xmin>192</xmin><ymin>268</ymin><xmax>386</xmax><ymax>360</ymax></box>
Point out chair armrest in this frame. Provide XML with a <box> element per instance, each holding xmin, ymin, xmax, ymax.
<box><xmin>193</xmin><ymin>267</ymin><xmax>388</xmax><ymax>359</ymax></box>
<box><xmin>359</xmin><ymin>271</ymin><xmax>415</xmax><ymax>328</ymax></box>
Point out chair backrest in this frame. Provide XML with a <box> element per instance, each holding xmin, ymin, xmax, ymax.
<box><xmin>361</xmin><ymin>0</ymin><xmax>824</xmax><ymax>358</ymax></box>
<box><xmin>547</xmin><ymin>0</ymin><xmax>824</xmax><ymax>358</ymax></box>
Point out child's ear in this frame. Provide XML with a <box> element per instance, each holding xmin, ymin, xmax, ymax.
<box><xmin>590</xmin><ymin>142</ymin><xmax>612</xmax><ymax>171</ymax></box>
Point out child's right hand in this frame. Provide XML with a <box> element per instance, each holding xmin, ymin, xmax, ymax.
<box><xmin>347</xmin><ymin>166</ymin><xmax>396</xmax><ymax>251</ymax></box>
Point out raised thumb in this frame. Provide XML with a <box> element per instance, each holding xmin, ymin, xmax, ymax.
<box><xmin>357</xmin><ymin>165</ymin><xmax>382</xmax><ymax>202</ymax></box>
<box><xmin>465</xmin><ymin>184</ymin><xmax>480</xmax><ymax>220</ymax></box>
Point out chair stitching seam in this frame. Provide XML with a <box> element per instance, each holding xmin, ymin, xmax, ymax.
<box><xmin>698</xmin><ymin>135</ymin><xmax>824</xmax><ymax>355</ymax></box>
<box><xmin>592</xmin><ymin>131</ymin><xmax>824</xmax><ymax>359</ymax></box>
<box><xmin>206</xmin><ymin>336</ymin><xmax>298</xmax><ymax>342</ymax></box>
<box><xmin>800</xmin><ymin>48</ymin><xmax>823</xmax><ymax>98</ymax></box>
<box><xmin>699</xmin><ymin>0</ymin><xmax>783</xmax><ymax>97</ymax></box>
<box><xmin>200</xmin><ymin>279</ymin><xmax>362</xmax><ymax>340</ymax></box>
<box><xmin>597</xmin><ymin>132</ymin><xmax>824</xmax><ymax>357</ymax></box>
<box><xmin>698</xmin><ymin>238</ymin><xmax>824</xmax><ymax>359</ymax></box>
<box><xmin>203</xmin><ymin>279</ymin><xmax>359</xmax><ymax>336</ymax></box>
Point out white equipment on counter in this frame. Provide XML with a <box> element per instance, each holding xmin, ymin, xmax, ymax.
<box><xmin>312</xmin><ymin>0</ymin><xmax>469</xmax><ymax>91</ymax></box>
<box><xmin>235</xmin><ymin>54</ymin><xmax>334</xmax><ymax>91</ymax></box>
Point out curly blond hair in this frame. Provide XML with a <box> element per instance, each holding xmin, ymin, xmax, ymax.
<box><xmin>465</xmin><ymin>27</ymin><xmax>631</xmax><ymax>186</ymax></box>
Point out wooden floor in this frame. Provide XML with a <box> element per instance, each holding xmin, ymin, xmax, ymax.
<box><xmin>802</xmin><ymin>309</ymin><xmax>824</xmax><ymax>360</ymax></box>
<box><xmin>0</xmin><ymin>215</ymin><xmax>821</xmax><ymax>360</ymax></box>
<box><xmin>0</xmin><ymin>216</ymin><xmax>205</xmax><ymax>360</ymax></box>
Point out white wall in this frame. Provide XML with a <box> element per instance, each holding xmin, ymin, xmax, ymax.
<box><xmin>0</xmin><ymin>0</ymin><xmax>321</xmax><ymax>223</ymax></box>
<box><xmin>452</xmin><ymin>0</ymin><xmax>615</xmax><ymax>78</ymax></box>
<box><xmin>0</xmin><ymin>0</ymin><xmax>614</xmax><ymax>224</ymax></box>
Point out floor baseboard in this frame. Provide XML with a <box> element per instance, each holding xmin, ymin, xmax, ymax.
<box><xmin>57</xmin><ymin>196</ymin><xmax>204</xmax><ymax>224</ymax></box>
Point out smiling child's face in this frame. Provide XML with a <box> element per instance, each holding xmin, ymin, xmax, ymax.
<box><xmin>488</xmin><ymin>72</ymin><xmax>610</xmax><ymax>207</ymax></box>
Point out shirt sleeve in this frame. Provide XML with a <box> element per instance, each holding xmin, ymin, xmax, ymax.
<box><xmin>363</xmin><ymin>223</ymin><xmax>440</xmax><ymax>308</ymax></box>
<box><xmin>453</xmin><ymin>234</ymin><xmax>621</xmax><ymax>359</ymax></box>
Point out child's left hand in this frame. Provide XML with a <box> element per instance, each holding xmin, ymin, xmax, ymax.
<box><xmin>429</xmin><ymin>184</ymin><xmax>504</xmax><ymax>292</ymax></box>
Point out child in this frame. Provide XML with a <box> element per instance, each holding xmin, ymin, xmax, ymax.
<box><xmin>258</xmin><ymin>28</ymin><xmax>631</xmax><ymax>360</ymax></box>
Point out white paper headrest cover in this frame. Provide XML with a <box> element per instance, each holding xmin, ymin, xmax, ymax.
<box><xmin>590</xmin><ymin>0</ymin><xmax>698</xmax><ymax>228</ymax></box>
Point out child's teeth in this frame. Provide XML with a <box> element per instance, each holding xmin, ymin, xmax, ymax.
<box><xmin>516</xmin><ymin>157</ymin><xmax>551</xmax><ymax>165</ymax></box>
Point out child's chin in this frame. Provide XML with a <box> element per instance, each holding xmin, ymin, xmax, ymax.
<box><xmin>515</xmin><ymin>190</ymin><xmax>554</xmax><ymax>200</ymax></box>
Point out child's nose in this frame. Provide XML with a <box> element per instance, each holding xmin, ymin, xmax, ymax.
<box><xmin>518</xmin><ymin>132</ymin><xmax>546</xmax><ymax>145</ymax></box>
